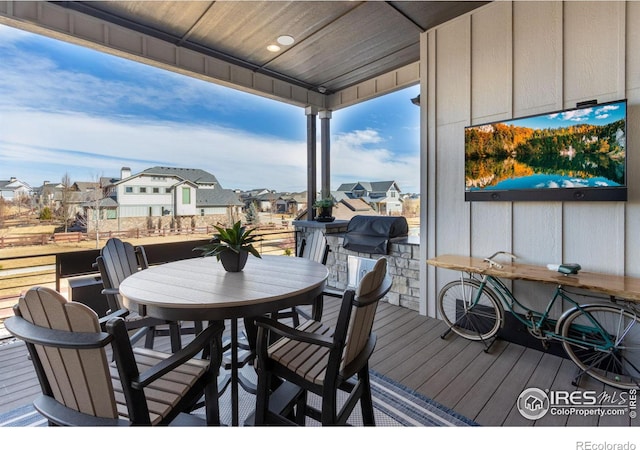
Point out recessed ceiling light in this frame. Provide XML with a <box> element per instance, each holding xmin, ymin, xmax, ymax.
<box><xmin>267</xmin><ymin>44</ymin><xmax>281</xmax><ymax>52</ymax></box>
<box><xmin>277</xmin><ymin>35</ymin><xmax>295</xmax><ymax>46</ymax></box>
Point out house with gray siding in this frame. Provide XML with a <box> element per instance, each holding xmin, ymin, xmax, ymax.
<box><xmin>91</xmin><ymin>166</ymin><xmax>242</xmax><ymax>232</ymax></box>
<box><xmin>336</xmin><ymin>181</ymin><xmax>402</xmax><ymax>215</ymax></box>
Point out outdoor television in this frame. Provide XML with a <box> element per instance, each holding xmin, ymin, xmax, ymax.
<box><xmin>464</xmin><ymin>99</ymin><xmax>627</xmax><ymax>202</ymax></box>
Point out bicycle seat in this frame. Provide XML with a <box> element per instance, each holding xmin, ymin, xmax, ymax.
<box><xmin>558</xmin><ymin>263</ymin><xmax>581</xmax><ymax>275</ymax></box>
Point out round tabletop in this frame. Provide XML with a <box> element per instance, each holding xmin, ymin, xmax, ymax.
<box><xmin>119</xmin><ymin>254</ymin><xmax>329</xmax><ymax>321</ymax></box>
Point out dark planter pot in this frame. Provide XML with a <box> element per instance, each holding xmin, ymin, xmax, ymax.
<box><xmin>316</xmin><ymin>206</ymin><xmax>335</xmax><ymax>222</ymax></box>
<box><xmin>219</xmin><ymin>250</ymin><xmax>249</xmax><ymax>272</ymax></box>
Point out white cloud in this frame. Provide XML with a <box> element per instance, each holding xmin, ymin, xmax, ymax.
<box><xmin>1</xmin><ymin>108</ymin><xmax>420</xmax><ymax>193</ymax></box>
<box><xmin>561</xmin><ymin>108</ymin><xmax>592</xmax><ymax>122</ymax></box>
<box><xmin>330</xmin><ymin>129</ymin><xmax>419</xmax><ymax>193</ymax></box>
<box><xmin>0</xmin><ymin>108</ymin><xmax>309</xmax><ymax>191</ymax></box>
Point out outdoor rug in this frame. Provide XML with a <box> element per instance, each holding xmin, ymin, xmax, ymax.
<box><xmin>0</xmin><ymin>370</ymin><xmax>477</xmax><ymax>427</ymax></box>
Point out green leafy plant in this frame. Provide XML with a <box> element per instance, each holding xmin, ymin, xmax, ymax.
<box><xmin>313</xmin><ymin>197</ymin><xmax>335</xmax><ymax>208</ymax></box>
<box><xmin>194</xmin><ymin>221</ymin><xmax>261</xmax><ymax>260</ymax></box>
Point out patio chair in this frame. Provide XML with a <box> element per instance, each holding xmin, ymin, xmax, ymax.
<box><xmin>95</xmin><ymin>237</ymin><xmax>201</xmax><ymax>352</ymax></box>
<box><xmin>253</xmin><ymin>257</ymin><xmax>391</xmax><ymax>426</ymax></box>
<box><xmin>292</xmin><ymin>229</ymin><xmax>338</xmax><ymax>324</ymax></box>
<box><xmin>243</xmin><ymin>229</ymin><xmax>333</xmax><ymax>353</ymax></box>
<box><xmin>4</xmin><ymin>286</ymin><xmax>224</xmax><ymax>426</ymax></box>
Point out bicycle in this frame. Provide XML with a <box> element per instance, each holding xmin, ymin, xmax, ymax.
<box><xmin>436</xmin><ymin>251</ymin><xmax>640</xmax><ymax>390</ymax></box>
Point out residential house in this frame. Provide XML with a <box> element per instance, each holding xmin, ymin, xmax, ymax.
<box><xmin>0</xmin><ymin>177</ymin><xmax>32</xmax><ymax>203</ymax></box>
<box><xmin>239</xmin><ymin>188</ymin><xmax>273</xmax><ymax>211</ymax></box>
<box><xmin>88</xmin><ymin>166</ymin><xmax>243</xmax><ymax>232</ymax></box>
<box><xmin>254</xmin><ymin>191</ymin><xmax>279</xmax><ymax>213</ymax></box>
<box><xmin>242</xmin><ymin>190</ymin><xmax>308</xmax><ymax>215</ymax></box>
<box><xmin>296</xmin><ymin>196</ymin><xmax>377</xmax><ymax>221</ymax></box>
<box><xmin>33</xmin><ymin>181</ymin><xmax>63</xmax><ymax>211</ymax></box>
<box><xmin>287</xmin><ymin>192</ymin><xmax>308</xmax><ymax>214</ymax></box>
<box><xmin>336</xmin><ymin>181</ymin><xmax>402</xmax><ymax>215</ymax></box>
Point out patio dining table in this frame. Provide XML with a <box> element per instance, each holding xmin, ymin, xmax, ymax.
<box><xmin>118</xmin><ymin>254</ymin><xmax>329</xmax><ymax>426</ymax></box>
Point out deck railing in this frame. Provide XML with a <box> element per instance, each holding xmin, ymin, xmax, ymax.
<box><xmin>0</xmin><ymin>229</ymin><xmax>297</xmax><ymax>323</ymax></box>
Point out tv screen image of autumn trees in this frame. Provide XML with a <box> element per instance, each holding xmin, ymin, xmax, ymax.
<box><xmin>465</xmin><ymin>119</ymin><xmax>626</xmax><ymax>192</ymax></box>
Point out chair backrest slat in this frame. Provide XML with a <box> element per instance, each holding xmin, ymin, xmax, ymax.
<box><xmin>18</xmin><ymin>287</ymin><xmax>118</xmax><ymax>419</ymax></box>
<box><xmin>340</xmin><ymin>258</ymin><xmax>390</xmax><ymax>370</ymax></box>
<box><xmin>98</xmin><ymin>238</ymin><xmax>144</xmax><ymax>311</ymax></box>
<box><xmin>299</xmin><ymin>230</ymin><xmax>329</xmax><ymax>264</ymax></box>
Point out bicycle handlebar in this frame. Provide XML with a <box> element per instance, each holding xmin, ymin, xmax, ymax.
<box><xmin>483</xmin><ymin>251</ymin><xmax>517</xmax><ymax>269</ymax></box>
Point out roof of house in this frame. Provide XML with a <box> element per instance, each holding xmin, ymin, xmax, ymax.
<box><xmin>139</xmin><ymin>166</ymin><xmax>221</xmax><ymax>186</ymax></box>
<box><xmin>295</xmin><ymin>198</ymin><xmax>378</xmax><ymax>221</ymax></box>
<box><xmin>72</xmin><ymin>182</ymin><xmax>100</xmax><ymax>191</ymax></box>
<box><xmin>256</xmin><ymin>192</ymin><xmax>280</xmax><ymax>202</ymax></box>
<box><xmin>336</xmin><ymin>181</ymin><xmax>400</xmax><ymax>194</ymax></box>
<box><xmin>80</xmin><ymin>197</ymin><xmax>118</xmax><ymax>208</ymax></box>
<box><xmin>196</xmin><ymin>188</ymin><xmax>243</xmax><ymax>207</ymax></box>
<box><xmin>0</xmin><ymin>178</ymin><xmax>31</xmax><ymax>190</ymax></box>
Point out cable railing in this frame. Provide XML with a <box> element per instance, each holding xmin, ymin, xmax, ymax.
<box><xmin>0</xmin><ymin>229</ymin><xmax>297</xmax><ymax>321</ymax></box>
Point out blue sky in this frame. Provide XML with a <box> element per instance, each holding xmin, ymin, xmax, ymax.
<box><xmin>0</xmin><ymin>24</ymin><xmax>420</xmax><ymax>193</ymax></box>
<box><xmin>503</xmin><ymin>100</ymin><xmax>626</xmax><ymax>130</ymax></box>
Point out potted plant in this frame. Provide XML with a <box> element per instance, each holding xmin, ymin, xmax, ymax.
<box><xmin>313</xmin><ymin>197</ymin><xmax>335</xmax><ymax>222</ymax></box>
<box><xmin>193</xmin><ymin>221</ymin><xmax>261</xmax><ymax>272</ymax></box>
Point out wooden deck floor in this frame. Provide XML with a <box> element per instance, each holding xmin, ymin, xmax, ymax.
<box><xmin>0</xmin><ymin>296</ymin><xmax>638</xmax><ymax>428</ymax></box>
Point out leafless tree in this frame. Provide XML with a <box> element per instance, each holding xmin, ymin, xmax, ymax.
<box><xmin>60</xmin><ymin>173</ymin><xmax>74</xmax><ymax>232</ymax></box>
<box><xmin>79</xmin><ymin>173</ymin><xmax>106</xmax><ymax>248</ymax></box>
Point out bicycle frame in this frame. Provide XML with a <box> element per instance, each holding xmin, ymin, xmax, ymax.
<box><xmin>462</xmin><ymin>272</ymin><xmax>625</xmax><ymax>351</ymax></box>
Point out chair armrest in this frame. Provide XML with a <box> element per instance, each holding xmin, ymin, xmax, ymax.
<box><xmin>101</xmin><ymin>287</ymin><xmax>119</xmax><ymax>296</ymax></box>
<box><xmin>254</xmin><ymin>316</ymin><xmax>334</xmax><ymax>349</ymax></box>
<box><xmin>98</xmin><ymin>308</ymin><xmax>129</xmax><ymax>330</ymax></box>
<box><xmin>132</xmin><ymin>321</ymin><xmax>224</xmax><ymax>388</ymax></box>
<box><xmin>34</xmin><ymin>395</ymin><xmax>129</xmax><ymax>426</ymax></box>
<box><xmin>5</xmin><ymin>316</ymin><xmax>111</xmax><ymax>349</ymax></box>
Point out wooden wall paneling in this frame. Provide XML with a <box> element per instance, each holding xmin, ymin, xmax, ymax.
<box><xmin>432</xmin><ymin>17</ymin><xmax>472</xmax><ymax>304</ymax></box>
<box><xmin>628</xmin><ymin>2</ymin><xmax>640</xmax><ymax>97</ymax></box>
<box><xmin>624</xmin><ymin>2</ymin><xmax>640</xmax><ymax>277</ymax></box>
<box><xmin>470</xmin><ymin>1</ymin><xmax>512</xmax><ymax>122</ymax></box>
<box><xmin>563</xmin><ymin>203</ymin><xmax>625</xmax><ymax>275</ymax></box>
<box><xmin>435</xmin><ymin>16</ymin><xmax>471</xmax><ymax>127</ymax></box>
<box><xmin>511</xmin><ymin>202</ymin><xmax>563</xmax><ymax>311</ymax></box>
<box><xmin>624</xmin><ymin>103</ymin><xmax>640</xmax><ymax>277</ymax></box>
<box><xmin>469</xmin><ymin>2</ymin><xmax>513</xmax><ymax>258</ymax></box>
<box><xmin>563</xmin><ymin>1</ymin><xmax>625</xmax><ymax>104</ymax></box>
<box><xmin>510</xmin><ymin>1</ymin><xmax>564</xmax><ymax>308</ymax></box>
<box><xmin>563</xmin><ymin>1</ymin><xmax>626</xmax><ymax>276</ymax></box>
<box><xmin>435</xmin><ymin>121</ymin><xmax>470</xmax><ymax>288</ymax></box>
<box><xmin>512</xmin><ymin>1</ymin><xmax>563</xmax><ymax>118</ymax></box>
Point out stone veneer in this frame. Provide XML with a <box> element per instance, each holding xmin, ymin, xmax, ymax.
<box><xmin>293</xmin><ymin>219</ymin><xmax>420</xmax><ymax>312</ymax></box>
<box><xmin>88</xmin><ymin>215</ymin><xmax>230</xmax><ymax>233</ymax></box>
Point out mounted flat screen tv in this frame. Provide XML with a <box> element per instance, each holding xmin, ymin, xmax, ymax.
<box><xmin>465</xmin><ymin>99</ymin><xmax>627</xmax><ymax>202</ymax></box>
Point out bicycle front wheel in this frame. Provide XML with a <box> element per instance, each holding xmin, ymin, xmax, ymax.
<box><xmin>437</xmin><ymin>278</ymin><xmax>503</xmax><ymax>341</ymax></box>
<box><xmin>560</xmin><ymin>304</ymin><xmax>640</xmax><ymax>389</ymax></box>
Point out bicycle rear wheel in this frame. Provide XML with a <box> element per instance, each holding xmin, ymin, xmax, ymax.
<box><xmin>560</xmin><ymin>304</ymin><xmax>640</xmax><ymax>389</ymax></box>
<box><xmin>437</xmin><ymin>278</ymin><xmax>503</xmax><ymax>341</ymax></box>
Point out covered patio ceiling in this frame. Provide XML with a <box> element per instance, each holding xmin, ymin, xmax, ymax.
<box><xmin>0</xmin><ymin>1</ymin><xmax>488</xmax><ymax>109</ymax></box>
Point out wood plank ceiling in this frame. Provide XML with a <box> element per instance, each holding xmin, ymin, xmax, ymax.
<box><xmin>53</xmin><ymin>1</ymin><xmax>488</xmax><ymax>96</ymax></box>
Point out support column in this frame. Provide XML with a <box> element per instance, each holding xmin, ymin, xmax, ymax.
<box><xmin>319</xmin><ymin>110</ymin><xmax>332</xmax><ymax>199</ymax></box>
<box><xmin>305</xmin><ymin>106</ymin><xmax>318</xmax><ymax>221</ymax></box>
